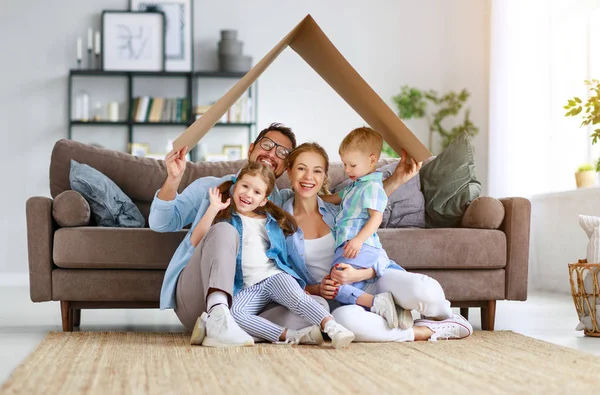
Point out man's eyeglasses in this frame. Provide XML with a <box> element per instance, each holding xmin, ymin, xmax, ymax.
<box><xmin>257</xmin><ymin>136</ymin><xmax>291</xmax><ymax>159</ymax></box>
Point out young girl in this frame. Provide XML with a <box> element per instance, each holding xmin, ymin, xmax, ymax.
<box><xmin>189</xmin><ymin>162</ymin><xmax>355</xmax><ymax>348</ymax></box>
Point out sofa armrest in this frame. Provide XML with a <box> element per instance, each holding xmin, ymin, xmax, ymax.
<box><xmin>499</xmin><ymin>197</ymin><xmax>531</xmax><ymax>300</ymax></box>
<box><xmin>26</xmin><ymin>197</ymin><xmax>55</xmax><ymax>302</ymax></box>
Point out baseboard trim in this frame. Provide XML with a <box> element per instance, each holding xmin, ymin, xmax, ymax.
<box><xmin>0</xmin><ymin>273</ymin><xmax>29</xmax><ymax>287</ymax></box>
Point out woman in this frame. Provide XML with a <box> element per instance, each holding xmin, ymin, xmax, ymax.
<box><xmin>282</xmin><ymin>142</ymin><xmax>472</xmax><ymax>342</ymax></box>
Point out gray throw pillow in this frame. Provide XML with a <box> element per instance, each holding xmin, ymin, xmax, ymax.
<box><xmin>69</xmin><ymin>160</ymin><xmax>145</xmax><ymax>228</ymax></box>
<box><xmin>378</xmin><ymin>163</ymin><xmax>425</xmax><ymax>228</ymax></box>
<box><xmin>419</xmin><ymin>132</ymin><xmax>481</xmax><ymax>228</ymax></box>
<box><xmin>331</xmin><ymin>164</ymin><xmax>425</xmax><ymax>228</ymax></box>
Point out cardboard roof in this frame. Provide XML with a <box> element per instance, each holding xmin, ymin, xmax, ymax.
<box><xmin>173</xmin><ymin>14</ymin><xmax>431</xmax><ymax>162</ymax></box>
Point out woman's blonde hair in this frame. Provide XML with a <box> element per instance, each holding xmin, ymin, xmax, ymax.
<box><xmin>213</xmin><ymin>162</ymin><xmax>297</xmax><ymax>236</ymax></box>
<box><xmin>285</xmin><ymin>142</ymin><xmax>331</xmax><ymax>195</ymax></box>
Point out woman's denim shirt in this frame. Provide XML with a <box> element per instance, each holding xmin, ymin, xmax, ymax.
<box><xmin>227</xmin><ymin>210</ymin><xmax>305</xmax><ymax>296</ymax></box>
<box><xmin>283</xmin><ymin>196</ymin><xmax>402</xmax><ymax>286</ymax></box>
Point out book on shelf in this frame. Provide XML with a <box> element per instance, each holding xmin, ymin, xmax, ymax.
<box><xmin>193</xmin><ymin>91</ymin><xmax>253</xmax><ymax>124</ymax></box>
<box><xmin>130</xmin><ymin>96</ymin><xmax>190</xmax><ymax>123</ymax></box>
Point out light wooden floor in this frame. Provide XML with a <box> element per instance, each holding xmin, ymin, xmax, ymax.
<box><xmin>1</xmin><ymin>287</ymin><xmax>598</xmax><ymax>385</ymax></box>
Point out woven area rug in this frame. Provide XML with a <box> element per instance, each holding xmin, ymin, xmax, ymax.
<box><xmin>2</xmin><ymin>331</ymin><xmax>600</xmax><ymax>394</ymax></box>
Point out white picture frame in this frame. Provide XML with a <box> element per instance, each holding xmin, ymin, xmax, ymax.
<box><xmin>223</xmin><ymin>145</ymin><xmax>244</xmax><ymax>161</ymax></box>
<box><xmin>102</xmin><ymin>11</ymin><xmax>165</xmax><ymax>72</ymax></box>
<box><xmin>130</xmin><ymin>0</ymin><xmax>193</xmax><ymax>71</ymax></box>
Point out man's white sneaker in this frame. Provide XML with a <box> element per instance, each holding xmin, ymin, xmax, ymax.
<box><xmin>284</xmin><ymin>325</ymin><xmax>325</xmax><ymax>345</ymax></box>
<box><xmin>201</xmin><ymin>305</ymin><xmax>254</xmax><ymax>347</ymax></box>
<box><xmin>190</xmin><ymin>314</ymin><xmax>207</xmax><ymax>345</ymax></box>
<box><xmin>396</xmin><ymin>304</ymin><xmax>414</xmax><ymax>330</ymax></box>
<box><xmin>371</xmin><ymin>292</ymin><xmax>399</xmax><ymax>329</ymax></box>
<box><xmin>323</xmin><ymin>320</ymin><xmax>355</xmax><ymax>349</ymax></box>
<box><xmin>414</xmin><ymin>313</ymin><xmax>473</xmax><ymax>341</ymax></box>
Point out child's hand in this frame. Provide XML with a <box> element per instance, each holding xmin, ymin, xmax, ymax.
<box><xmin>208</xmin><ymin>187</ymin><xmax>230</xmax><ymax>211</ymax></box>
<box><xmin>342</xmin><ymin>237</ymin><xmax>362</xmax><ymax>259</ymax></box>
<box><xmin>330</xmin><ymin>263</ymin><xmax>358</xmax><ymax>285</ymax></box>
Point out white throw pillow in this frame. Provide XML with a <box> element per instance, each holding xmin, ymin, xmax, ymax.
<box><xmin>578</xmin><ymin>214</ymin><xmax>600</xmax><ymax>263</ymax></box>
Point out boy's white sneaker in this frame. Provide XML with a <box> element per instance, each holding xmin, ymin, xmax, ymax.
<box><xmin>199</xmin><ymin>305</ymin><xmax>254</xmax><ymax>347</ymax></box>
<box><xmin>323</xmin><ymin>320</ymin><xmax>355</xmax><ymax>349</ymax></box>
<box><xmin>371</xmin><ymin>292</ymin><xmax>399</xmax><ymax>329</ymax></box>
<box><xmin>284</xmin><ymin>325</ymin><xmax>325</xmax><ymax>345</ymax></box>
<box><xmin>396</xmin><ymin>304</ymin><xmax>414</xmax><ymax>330</ymax></box>
<box><xmin>414</xmin><ymin>313</ymin><xmax>473</xmax><ymax>341</ymax></box>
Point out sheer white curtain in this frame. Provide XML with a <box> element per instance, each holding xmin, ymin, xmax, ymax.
<box><xmin>489</xmin><ymin>0</ymin><xmax>596</xmax><ymax>198</ymax></box>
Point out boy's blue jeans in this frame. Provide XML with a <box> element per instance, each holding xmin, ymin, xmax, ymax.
<box><xmin>331</xmin><ymin>242</ymin><xmax>380</xmax><ymax>305</ymax></box>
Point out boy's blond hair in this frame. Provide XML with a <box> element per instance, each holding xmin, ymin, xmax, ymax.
<box><xmin>339</xmin><ymin>127</ymin><xmax>383</xmax><ymax>160</ymax></box>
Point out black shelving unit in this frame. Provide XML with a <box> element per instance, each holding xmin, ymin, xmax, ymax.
<box><xmin>67</xmin><ymin>69</ymin><xmax>257</xmax><ymax>162</ymax></box>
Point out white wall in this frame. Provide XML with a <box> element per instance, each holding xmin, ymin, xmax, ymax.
<box><xmin>0</xmin><ymin>0</ymin><xmax>490</xmax><ymax>277</ymax></box>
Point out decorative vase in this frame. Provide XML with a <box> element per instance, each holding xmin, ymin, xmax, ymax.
<box><xmin>575</xmin><ymin>170</ymin><xmax>597</xmax><ymax>188</ymax></box>
<box><xmin>218</xmin><ymin>29</ymin><xmax>252</xmax><ymax>73</ymax></box>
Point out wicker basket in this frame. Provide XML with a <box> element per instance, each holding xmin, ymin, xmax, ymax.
<box><xmin>569</xmin><ymin>259</ymin><xmax>600</xmax><ymax>337</ymax></box>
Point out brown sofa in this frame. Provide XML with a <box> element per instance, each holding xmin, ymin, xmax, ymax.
<box><xmin>26</xmin><ymin>139</ymin><xmax>531</xmax><ymax>332</ymax></box>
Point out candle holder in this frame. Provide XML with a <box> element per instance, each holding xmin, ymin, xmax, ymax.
<box><xmin>77</xmin><ymin>59</ymin><xmax>82</xmax><ymax>69</ymax></box>
<box><xmin>95</xmin><ymin>54</ymin><xmax>101</xmax><ymax>70</ymax></box>
<box><xmin>87</xmin><ymin>49</ymin><xmax>93</xmax><ymax>69</ymax></box>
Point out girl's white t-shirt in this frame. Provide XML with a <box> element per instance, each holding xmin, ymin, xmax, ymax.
<box><xmin>303</xmin><ymin>232</ymin><xmax>335</xmax><ymax>282</ymax></box>
<box><xmin>240</xmin><ymin>214</ymin><xmax>282</xmax><ymax>288</ymax></box>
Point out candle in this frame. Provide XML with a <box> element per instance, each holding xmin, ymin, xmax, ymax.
<box><xmin>77</xmin><ymin>37</ymin><xmax>82</xmax><ymax>60</ymax></box>
<box><xmin>107</xmin><ymin>102</ymin><xmax>119</xmax><ymax>121</ymax></box>
<box><xmin>94</xmin><ymin>31</ymin><xmax>101</xmax><ymax>55</ymax></box>
<box><xmin>87</xmin><ymin>28</ymin><xmax>93</xmax><ymax>50</ymax></box>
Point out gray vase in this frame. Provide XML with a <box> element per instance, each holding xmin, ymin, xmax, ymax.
<box><xmin>218</xmin><ymin>29</ymin><xmax>252</xmax><ymax>72</ymax></box>
<box><xmin>219</xmin><ymin>54</ymin><xmax>252</xmax><ymax>73</ymax></box>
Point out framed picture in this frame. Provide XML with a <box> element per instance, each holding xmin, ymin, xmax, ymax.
<box><xmin>102</xmin><ymin>11</ymin><xmax>165</xmax><ymax>71</ymax></box>
<box><xmin>130</xmin><ymin>0</ymin><xmax>193</xmax><ymax>71</ymax></box>
<box><xmin>223</xmin><ymin>145</ymin><xmax>244</xmax><ymax>161</ymax></box>
<box><xmin>129</xmin><ymin>143</ymin><xmax>150</xmax><ymax>157</ymax></box>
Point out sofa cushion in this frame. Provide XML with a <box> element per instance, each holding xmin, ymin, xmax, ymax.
<box><xmin>461</xmin><ymin>196</ymin><xmax>505</xmax><ymax>229</ymax></box>
<box><xmin>70</xmin><ymin>160</ymin><xmax>145</xmax><ymax>228</ymax></box>
<box><xmin>52</xmin><ymin>190</ymin><xmax>90</xmax><ymax>227</ymax></box>
<box><xmin>53</xmin><ymin>227</ymin><xmax>186</xmax><ymax>269</ymax></box>
<box><xmin>52</xmin><ymin>269</ymin><xmax>163</xmax><ymax>301</ymax></box>
<box><xmin>378</xmin><ymin>228</ymin><xmax>506</xmax><ymax>269</ymax></box>
<box><xmin>420</xmin><ymin>132</ymin><xmax>481</xmax><ymax>228</ymax></box>
<box><xmin>413</xmin><ymin>269</ymin><xmax>506</xmax><ymax>301</ymax></box>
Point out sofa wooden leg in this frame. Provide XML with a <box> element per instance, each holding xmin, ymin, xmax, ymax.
<box><xmin>481</xmin><ymin>300</ymin><xmax>496</xmax><ymax>331</ymax></box>
<box><xmin>73</xmin><ymin>309</ymin><xmax>81</xmax><ymax>327</ymax></box>
<box><xmin>60</xmin><ymin>301</ymin><xmax>73</xmax><ymax>332</ymax></box>
<box><xmin>460</xmin><ymin>308</ymin><xmax>469</xmax><ymax>320</ymax></box>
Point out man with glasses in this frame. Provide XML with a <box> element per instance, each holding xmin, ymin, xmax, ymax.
<box><xmin>149</xmin><ymin>123</ymin><xmax>300</xmax><ymax>348</ymax></box>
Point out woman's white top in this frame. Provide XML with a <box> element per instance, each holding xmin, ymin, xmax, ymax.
<box><xmin>240</xmin><ymin>214</ymin><xmax>282</xmax><ymax>288</ymax></box>
<box><xmin>303</xmin><ymin>232</ymin><xmax>336</xmax><ymax>282</ymax></box>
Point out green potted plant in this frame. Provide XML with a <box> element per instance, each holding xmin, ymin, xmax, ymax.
<box><xmin>576</xmin><ymin>163</ymin><xmax>596</xmax><ymax>188</ymax></box>
<box><xmin>390</xmin><ymin>85</ymin><xmax>479</xmax><ymax>154</ymax></box>
<box><xmin>564</xmin><ymin>79</ymin><xmax>600</xmax><ymax>144</ymax></box>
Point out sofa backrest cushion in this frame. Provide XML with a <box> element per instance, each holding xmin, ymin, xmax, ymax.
<box><xmin>49</xmin><ymin>139</ymin><xmax>399</xmax><ymax>225</ymax></box>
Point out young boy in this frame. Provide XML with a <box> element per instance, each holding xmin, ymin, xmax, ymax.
<box><xmin>323</xmin><ymin>127</ymin><xmax>412</xmax><ymax>329</ymax></box>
